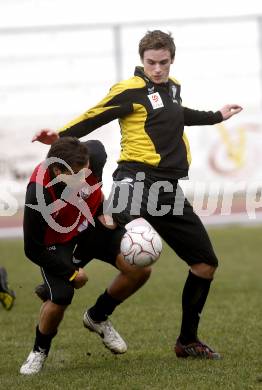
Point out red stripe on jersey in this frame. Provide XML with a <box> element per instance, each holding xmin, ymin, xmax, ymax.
<box><xmin>29</xmin><ymin>162</ymin><xmax>103</xmax><ymax>245</ymax></box>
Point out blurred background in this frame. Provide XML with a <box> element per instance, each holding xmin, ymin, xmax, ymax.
<box><xmin>1</xmin><ymin>0</ymin><xmax>262</xmax><ymax>235</ymax></box>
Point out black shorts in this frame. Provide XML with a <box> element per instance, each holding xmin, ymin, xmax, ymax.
<box><xmin>41</xmin><ymin>218</ymin><xmax>125</xmax><ymax>305</ymax></box>
<box><xmin>73</xmin><ymin>218</ymin><xmax>125</xmax><ymax>267</ymax></box>
<box><xmin>105</xmin><ymin>167</ymin><xmax>218</xmax><ymax>267</ymax></box>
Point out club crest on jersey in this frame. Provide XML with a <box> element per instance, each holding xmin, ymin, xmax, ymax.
<box><xmin>148</xmin><ymin>92</ymin><xmax>164</xmax><ymax>109</ymax></box>
<box><xmin>79</xmin><ymin>186</ymin><xmax>90</xmax><ymax>199</ymax></box>
<box><xmin>147</xmin><ymin>86</ymin><xmax>154</xmax><ymax>94</ymax></box>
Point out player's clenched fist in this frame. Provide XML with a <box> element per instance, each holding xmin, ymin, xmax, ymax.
<box><xmin>73</xmin><ymin>268</ymin><xmax>88</xmax><ymax>289</ymax></box>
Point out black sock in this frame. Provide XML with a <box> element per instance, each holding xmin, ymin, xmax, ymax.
<box><xmin>88</xmin><ymin>289</ymin><xmax>122</xmax><ymax>322</ymax></box>
<box><xmin>33</xmin><ymin>325</ymin><xmax>57</xmax><ymax>356</ymax></box>
<box><xmin>179</xmin><ymin>271</ymin><xmax>212</xmax><ymax>345</ymax></box>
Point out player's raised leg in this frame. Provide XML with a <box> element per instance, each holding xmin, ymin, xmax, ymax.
<box><xmin>84</xmin><ymin>252</ymin><xmax>151</xmax><ymax>354</ymax></box>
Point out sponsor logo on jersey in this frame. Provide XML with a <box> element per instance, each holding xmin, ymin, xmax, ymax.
<box><xmin>47</xmin><ymin>245</ymin><xmax>56</xmax><ymax>251</ymax></box>
<box><xmin>148</xmin><ymin>92</ymin><xmax>164</xmax><ymax>109</ymax></box>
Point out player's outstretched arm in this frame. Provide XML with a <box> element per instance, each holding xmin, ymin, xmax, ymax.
<box><xmin>219</xmin><ymin>104</ymin><xmax>243</xmax><ymax>121</ymax></box>
<box><xmin>32</xmin><ymin>129</ymin><xmax>59</xmax><ymax>144</ymax></box>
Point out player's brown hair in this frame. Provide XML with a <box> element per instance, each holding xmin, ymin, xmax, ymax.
<box><xmin>47</xmin><ymin>137</ymin><xmax>89</xmax><ymax>172</ymax></box>
<box><xmin>139</xmin><ymin>30</ymin><xmax>176</xmax><ymax>60</ymax></box>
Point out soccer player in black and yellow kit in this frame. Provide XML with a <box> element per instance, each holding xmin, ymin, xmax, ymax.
<box><xmin>33</xmin><ymin>30</ymin><xmax>242</xmax><ymax>359</ymax></box>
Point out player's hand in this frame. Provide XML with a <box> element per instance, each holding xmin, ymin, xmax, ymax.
<box><xmin>219</xmin><ymin>104</ymin><xmax>243</xmax><ymax>120</ymax></box>
<box><xmin>32</xmin><ymin>129</ymin><xmax>59</xmax><ymax>144</ymax></box>
<box><xmin>98</xmin><ymin>214</ymin><xmax>117</xmax><ymax>229</ymax></box>
<box><xmin>73</xmin><ymin>268</ymin><xmax>88</xmax><ymax>289</ymax></box>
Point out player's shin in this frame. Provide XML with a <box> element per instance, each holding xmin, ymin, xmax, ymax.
<box><xmin>179</xmin><ymin>271</ymin><xmax>212</xmax><ymax>344</ymax></box>
<box><xmin>33</xmin><ymin>325</ymin><xmax>57</xmax><ymax>356</ymax></box>
<box><xmin>88</xmin><ymin>289</ymin><xmax>122</xmax><ymax>322</ymax></box>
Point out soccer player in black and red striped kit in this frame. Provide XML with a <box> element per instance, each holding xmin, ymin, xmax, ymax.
<box><xmin>20</xmin><ymin>137</ymin><xmax>153</xmax><ymax>375</ymax></box>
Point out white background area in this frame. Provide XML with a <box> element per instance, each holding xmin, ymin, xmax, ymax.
<box><xmin>1</xmin><ymin>0</ymin><xmax>262</xmax><ymax>26</ymax></box>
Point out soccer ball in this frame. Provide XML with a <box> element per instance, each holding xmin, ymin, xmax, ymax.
<box><xmin>120</xmin><ymin>225</ymin><xmax>162</xmax><ymax>267</ymax></box>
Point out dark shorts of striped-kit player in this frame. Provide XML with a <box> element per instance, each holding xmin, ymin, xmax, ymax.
<box><xmin>105</xmin><ymin>166</ymin><xmax>219</xmax><ymax>268</ymax></box>
<box><xmin>41</xmin><ymin>218</ymin><xmax>125</xmax><ymax>306</ymax></box>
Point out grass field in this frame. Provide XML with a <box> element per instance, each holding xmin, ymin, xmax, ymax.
<box><xmin>0</xmin><ymin>226</ymin><xmax>261</xmax><ymax>390</ymax></box>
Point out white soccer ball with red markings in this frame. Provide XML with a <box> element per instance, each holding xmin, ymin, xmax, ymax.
<box><xmin>120</xmin><ymin>225</ymin><xmax>162</xmax><ymax>267</ymax></box>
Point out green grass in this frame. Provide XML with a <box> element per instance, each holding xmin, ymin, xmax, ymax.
<box><xmin>0</xmin><ymin>226</ymin><xmax>261</xmax><ymax>389</ymax></box>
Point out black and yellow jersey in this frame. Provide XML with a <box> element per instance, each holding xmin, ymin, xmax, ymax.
<box><xmin>59</xmin><ymin>66</ymin><xmax>222</xmax><ymax>179</ymax></box>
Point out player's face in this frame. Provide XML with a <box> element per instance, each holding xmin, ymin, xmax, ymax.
<box><xmin>142</xmin><ymin>49</ymin><xmax>174</xmax><ymax>84</ymax></box>
<box><xmin>54</xmin><ymin>163</ymin><xmax>89</xmax><ymax>187</ymax></box>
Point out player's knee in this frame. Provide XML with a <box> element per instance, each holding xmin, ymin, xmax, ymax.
<box><xmin>116</xmin><ymin>253</ymin><xmax>152</xmax><ymax>282</ymax></box>
<box><xmin>138</xmin><ymin>266</ymin><xmax>152</xmax><ymax>281</ymax></box>
<box><xmin>44</xmin><ymin>300</ymin><xmax>68</xmax><ymax>314</ymax></box>
<box><xmin>191</xmin><ymin>262</ymin><xmax>217</xmax><ymax>279</ymax></box>
<box><xmin>208</xmin><ymin>264</ymin><xmax>217</xmax><ymax>278</ymax></box>
<box><xmin>209</xmin><ymin>259</ymin><xmax>218</xmax><ymax>278</ymax></box>
<box><xmin>203</xmin><ymin>255</ymin><xmax>219</xmax><ymax>277</ymax></box>
<box><xmin>211</xmin><ymin>256</ymin><xmax>219</xmax><ymax>268</ymax></box>
<box><xmin>129</xmin><ymin>265</ymin><xmax>152</xmax><ymax>283</ymax></box>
